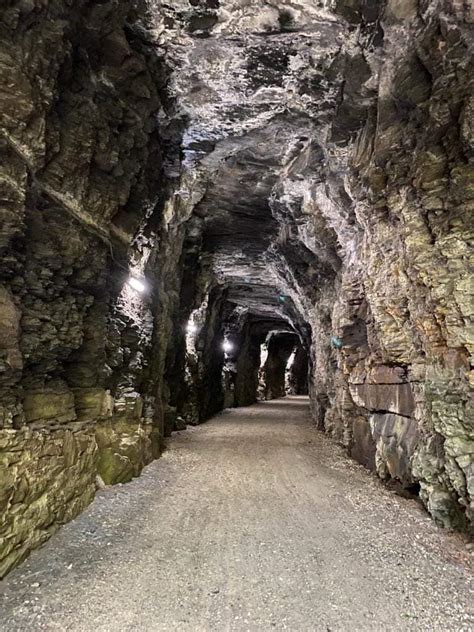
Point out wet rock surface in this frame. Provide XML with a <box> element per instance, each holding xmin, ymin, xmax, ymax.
<box><xmin>0</xmin><ymin>398</ymin><xmax>472</xmax><ymax>631</ymax></box>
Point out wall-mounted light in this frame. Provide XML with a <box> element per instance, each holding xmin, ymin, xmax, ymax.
<box><xmin>223</xmin><ymin>340</ymin><xmax>233</xmax><ymax>353</ymax></box>
<box><xmin>127</xmin><ymin>276</ymin><xmax>147</xmax><ymax>293</ymax></box>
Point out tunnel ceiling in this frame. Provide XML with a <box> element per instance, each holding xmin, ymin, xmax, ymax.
<box><xmin>157</xmin><ymin>0</ymin><xmax>361</xmax><ymax>326</ymax></box>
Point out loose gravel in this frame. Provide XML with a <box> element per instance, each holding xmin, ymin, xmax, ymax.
<box><xmin>0</xmin><ymin>396</ymin><xmax>472</xmax><ymax>631</ymax></box>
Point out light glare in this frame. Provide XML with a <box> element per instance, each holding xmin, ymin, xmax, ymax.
<box><xmin>223</xmin><ymin>340</ymin><xmax>233</xmax><ymax>353</ymax></box>
<box><xmin>128</xmin><ymin>276</ymin><xmax>146</xmax><ymax>293</ymax></box>
<box><xmin>287</xmin><ymin>350</ymin><xmax>296</xmax><ymax>368</ymax></box>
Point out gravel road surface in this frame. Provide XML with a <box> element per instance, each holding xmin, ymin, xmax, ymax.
<box><xmin>1</xmin><ymin>396</ymin><xmax>472</xmax><ymax>631</ymax></box>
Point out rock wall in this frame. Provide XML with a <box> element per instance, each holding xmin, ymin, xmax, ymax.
<box><xmin>153</xmin><ymin>0</ymin><xmax>473</xmax><ymax>532</ymax></box>
<box><xmin>301</xmin><ymin>1</ymin><xmax>474</xmax><ymax>531</ymax></box>
<box><xmin>233</xmin><ymin>325</ymin><xmax>261</xmax><ymax>407</ymax></box>
<box><xmin>0</xmin><ymin>0</ymin><xmax>174</xmax><ymax>575</ymax></box>
<box><xmin>286</xmin><ymin>346</ymin><xmax>309</xmax><ymax>396</ymax></box>
<box><xmin>0</xmin><ymin>425</ymin><xmax>96</xmax><ymax>577</ymax></box>
<box><xmin>262</xmin><ymin>333</ymin><xmax>297</xmax><ymax>400</ymax></box>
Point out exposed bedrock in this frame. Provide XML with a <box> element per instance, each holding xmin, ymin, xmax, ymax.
<box><xmin>0</xmin><ymin>0</ymin><xmax>473</xmax><ymax>576</ymax></box>
<box><xmin>156</xmin><ymin>0</ymin><xmax>473</xmax><ymax>532</ymax></box>
<box><xmin>287</xmin><ymin>345</ymin><xmax>309</xmax><ymax>396</ymax></box>
<box><xmin>262</xmin><ymin>333</ymin><xmax>298</xmax><ymax>400</ymax></box>
<box><xmin>0</xmin><ymin>0</ymin><xmax>175</xmax><ymax>575</ymax></box>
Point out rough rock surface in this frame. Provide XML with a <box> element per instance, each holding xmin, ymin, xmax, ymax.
<box><xmin>262</xmin><ymin>332</ymin><xmax>297</xmax><ymax>399</ymax></box>
<box><xmin>0</xmin><ymin>425</ymin><xmax>96</xmax><ymax>578</ymax></box>
<box><xmin>0</xmin><ymin>0</ymin><xmax>473</xmax><ymax>578</ymax></box>
<box><xmin>0</xmin><ymin>0</ymin><xmax>168</xmax><ymax>575</ymax></box>
<box><xmin>0</xmin><ymin>398</ymin><xmax>472</xmax><ymax>631</ymax></box>
<box><xmin>154</xmin><ymin>0</ymin><xmax>474</xmax><ymax>532</ymax></box>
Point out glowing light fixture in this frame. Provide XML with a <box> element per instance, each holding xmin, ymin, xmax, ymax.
<box><xmin>223</xmin><ymin>340</ymin><xmax>233</xmax><ymax>353</ymax></box>
<box><xmin>127</xmin><ymin>276</ymin><xmax>147</xmax><ymax>293</ymax></box>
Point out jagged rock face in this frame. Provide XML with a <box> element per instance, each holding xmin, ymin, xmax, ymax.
<box><xmin>159</xmin><ymin>0</ymin><xmax>346</xmax><ymax>324</ymax></box>
<box><xmin>262</xmin><ymin>333</ymin><xmax>297</xmax><ymax>400</ymax></box>
<box><xmin>0</xmin><ymin>0</ymin><xmax>173</xmax><ymax>576</ymax></box>
<box><xmin>0</xmin><ymin>0</ymin><xmax>472</xmax><ymax>578</ymax></box>
<box><xmin>287</xmin><ymin>346</ymin><xmax>309</xmax><ymax>395</ymax></box>
<box><xmin>157</xmin><ymin>0</ymin><xmax>473</xmax><ymax>531</ymax></box>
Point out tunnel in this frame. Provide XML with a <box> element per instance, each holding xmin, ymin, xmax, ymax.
<box><xmin>0</xmin><ymin>0</ymin><xmax>472</xmax><ymax>628</ymax></box>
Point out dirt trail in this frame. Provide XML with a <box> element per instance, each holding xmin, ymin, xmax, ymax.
<box><xmin>1</xmin><ymin>397</ymin><xmax>472</xmax><ymax>631</ymax></box>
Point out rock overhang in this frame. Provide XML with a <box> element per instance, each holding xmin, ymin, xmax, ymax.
<box><xmin>155</xmin><ymin>0</ymin><xmax>359</xmax><ymax>326</ymax></box>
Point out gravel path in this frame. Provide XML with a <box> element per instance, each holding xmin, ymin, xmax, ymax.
<box><xmin>1</xmin><ymin>396</ymin><xmax>472</xmax><ymax>631</ymax></box>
